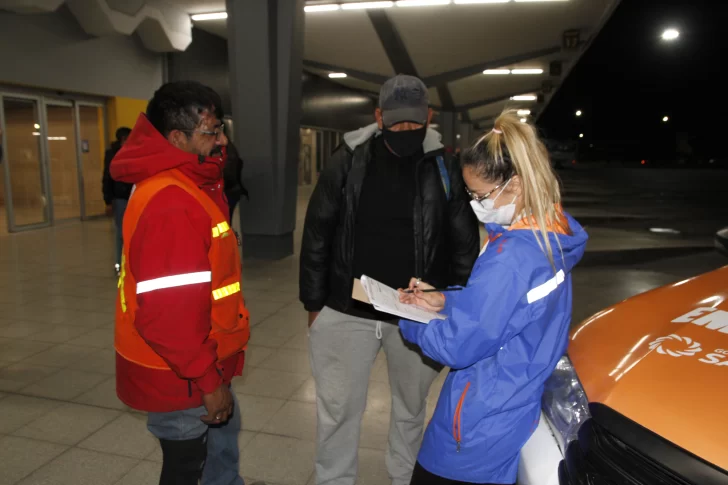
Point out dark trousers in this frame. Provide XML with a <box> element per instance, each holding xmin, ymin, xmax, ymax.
<box><xmin>410</xmin><ymin>462</ymin><xmax>513</xmax><ymax>485</ymax></box>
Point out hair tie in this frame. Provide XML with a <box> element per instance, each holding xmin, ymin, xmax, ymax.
<box><xmin>492</xmin><ymin>128</ymin><xmax>502</xmax><ymax>134</ymax></box>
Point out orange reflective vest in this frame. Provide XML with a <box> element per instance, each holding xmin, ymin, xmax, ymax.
<box><xmin>115</xmin><ymin>169</ymin><xmax>250</xmax><ymax>370</ymax></box>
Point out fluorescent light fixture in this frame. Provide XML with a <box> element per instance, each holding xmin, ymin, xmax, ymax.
<box><xmin>305</xmin><ymin>4</ymin><xmax>341</xmax><ymax>12</ymax></box>
<box><xmin>341</xmin><ymin>1</ymin><xmax>394</xmax><ymax>9</ymax></box>
<box><xmin>454</xmin><ymin>0</ymin><xmax>510</xmax><ymax>3</ymax></box>
<box><xmin>191</xmin><ymin>12</ymin><xmax>227</xmax><ymax>21</ymax></box>
<box><xmin>34</xmin><ymin>123</ymin><xmax>40</xmax><ymax>129</ymax></box>
<box><xmin>662</xmin><ymin>28</ymin><xmax>679</xmax><ymax>41</ymax></box>
<box><xmin>397</xmin><ymin>0</ymin><xmax>451</xmax><ymax>6</ymax></box>
<box><xmin>510</xmin><ymin>95</ymin><xmax>537</xmax><ymax>101</ymax></box>
<box><xmin>328</xmin><ymin>72</ymin><xmax>348</xmax><ymax>78</ymax></box>
<box><xmin>48</xmin><ymin>136</ymin><xmax>67</xmax><ymax>141</ymax></box>
<box><xmin>575</xmin><ymin>110</ymin><xmax>582</xmax><ymax>116</ymax></box>
<box><xmin>32</xmin><ymin>132</ymin><xmax>40</xmax><ymax>136</ymax></box>
<box><xmin>514</xmin><ymin>0</ymin><xmax>568</xmax><ymax>2</ymax></box>
<box><xmin>579</xmin><ymin>133</ymin><xmax>584</xmax><ymax>138</ymax></box>
<box><xmin>511</xmin><ymin>68</ymin><xmax>543</xmax><ymax>75</ymax></box>
<box><xmin>662</xmin><ymin>115</ymin><xmax>669</xmax><ymax>122</ymax></box>
<box><xmin>520</xmin><ymin>118</ymin><xmax>527</xmax><ymax>123</ymax></box>
<box><xmin>483</xmin><ymin>69</ymin><xmax>510</xmax><ymax>75</ymax></box>
<box><xmin>517</xmin><ymin>109</ymin><xmax>531</xmax><ymax>116</ymax></box>
<box><xmin>650</xmin><ymin>227</ymin><xmax>681</xmax><ymax>235</ymax></box>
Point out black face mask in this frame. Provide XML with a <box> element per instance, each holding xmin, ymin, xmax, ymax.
<box><xmin>383</xmin><ymin>126</ymin><xmax>426</xmax><ymax>158</ymax></box>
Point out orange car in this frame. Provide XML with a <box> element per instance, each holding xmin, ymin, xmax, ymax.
<box><xmin>518</xmin><ymin>264</ymin><xmax>728</xmax><ymax>484</ymax></box>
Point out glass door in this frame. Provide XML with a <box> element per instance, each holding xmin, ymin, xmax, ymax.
<box><xmin>44</xmin><ymin>99</ymin><xmax>81</xmax><ymax>221</ymax></box>
<box><xmin>0</xmin><ymin>94</ymin><xmax>51</xmax><ymax>231</ymax></box>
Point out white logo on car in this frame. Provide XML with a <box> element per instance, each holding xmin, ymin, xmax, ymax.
<box><xmin>648</xmin><ymin>334</ymin><xmax>702</xmax><ymax>357</ymax></box>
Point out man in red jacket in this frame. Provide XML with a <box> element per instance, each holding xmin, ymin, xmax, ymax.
<box><xmin>111</xmin><ymin>81</ymin><xmax>251</xmax><ymax>485</ymax></box>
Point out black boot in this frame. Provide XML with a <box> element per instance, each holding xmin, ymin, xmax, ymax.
<box><xmin>158</xmin><ymin>432</ymin><xmax>208</xmax><ymax>485</ymax></box>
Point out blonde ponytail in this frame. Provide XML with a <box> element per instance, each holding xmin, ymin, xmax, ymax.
<box><xmin>463</xmin><ymin>110</ymin><xmax>568</xmax><ymax>269</ymax></box>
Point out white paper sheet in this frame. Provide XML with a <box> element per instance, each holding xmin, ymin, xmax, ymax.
<box><xmin>360</xmin><ymin>275</ymin><xmax>446</xmax><ymax>324</ymax></box>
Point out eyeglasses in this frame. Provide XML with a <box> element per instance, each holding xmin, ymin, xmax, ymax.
<box><xmin>465</xmin><ymin>179</ymin><xmax>509</xmax><ymax>202</ymax></box>
<box><xmin>182</xmin><ymin>123</ymin><xmax>225</xmax><ymax>140</ymax></box>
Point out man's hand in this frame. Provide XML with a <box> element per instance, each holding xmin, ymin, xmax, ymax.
<box><xmin>105</xmin><ymin>204</ymin><xmax>113</xmax><ymax>217</ymax></box>
<box><xmin>308</xmin><ymin>311</ymin><xmax>320</xmax><ymax>328</ymax></box>
<box><xmin>200</xmin><ymin>385</ymin><xmax>233</xmax><ymax>424</ymax></box>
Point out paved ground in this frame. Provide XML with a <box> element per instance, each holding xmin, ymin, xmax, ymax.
<box><xmin>0</xmin><ymin>168</ymin><xmax>725</xmax><ymax>484</ymax></box>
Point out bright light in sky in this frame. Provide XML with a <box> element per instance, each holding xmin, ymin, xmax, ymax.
<box><xmin>662</xmin><ymin>29</ymin><xmax>680</xmax><ymax>41</ymax></box>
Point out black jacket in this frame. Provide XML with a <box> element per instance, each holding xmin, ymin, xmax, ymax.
<box><xmin>223</xmin><ymin>142</ymin><xmax>248</xmax><ymax>202</ymax></box>
<box><xmin>299</xmin><ymin>124</ymin><xmax>480</xmax><ymax>313</ymax></box>
<box><xmin>102</xmin><ymin>142</ymin><xmax>133</xmax><ymax>204</ymax></box>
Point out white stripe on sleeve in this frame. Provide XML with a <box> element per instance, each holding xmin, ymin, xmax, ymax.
<box><xmin>526</xmin><ymin>270</ymin><xmax>565</xmax><ymax>304</ymax></box>
<box><xmin>136</xmin><ymin>271</ymin><xmax>212</xmax><ymax>295</ymax></box>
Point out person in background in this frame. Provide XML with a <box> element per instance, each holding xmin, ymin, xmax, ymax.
<box><xmin>397</xmin><ymin>110</ymin><xmax>588</xmax><ymax>485</ymax></box>
<box><xmin>223</xmin><ymin>140</ymin><xmax>248</xmax><ymax>222</ymax></box>
<box><xmin>110</xmin><ymin>81</ymin><xmax>252</xmax><ymax>485</ymax></box>
<box><xmin>300</xmin><ymin>74</ymin><xmax>480</xmax><ymax>485</ymax></box>
<box><xmin>102</xmin><ymin>126</ymin><xmax>132</xmax><ymax>275</ymax></box>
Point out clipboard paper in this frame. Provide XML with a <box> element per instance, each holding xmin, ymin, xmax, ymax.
<box><xmin>358</xmin><ymin>275</ymin><xmax>446</xmax><ymax>324</ymax></box>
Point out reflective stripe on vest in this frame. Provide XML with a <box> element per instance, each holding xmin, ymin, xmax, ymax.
<box><xmin>213</xmin><ymin>282</ymin><xmax>241</xmax><ymax>301</ymax></box>
<box><xmin>212</xmin><ymin>221</ymin><xmax>230</xmax><ymax>238</ymax></box>
<box><xmin>136</xmin><ymin>271</ymin><xmax>212</xmax><ymax>295</ymax></box>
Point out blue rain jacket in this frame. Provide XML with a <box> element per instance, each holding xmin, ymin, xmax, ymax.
<box><xmin>399</xmin><ymin>212</ymin><xmax>587</xmax><ymax>484</ymax></box>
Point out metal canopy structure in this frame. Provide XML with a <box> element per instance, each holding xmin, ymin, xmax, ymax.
<box><xmin>0</xmin><ymin>0</ymin><xmax>621</xmax><ymax>128</ymax></box>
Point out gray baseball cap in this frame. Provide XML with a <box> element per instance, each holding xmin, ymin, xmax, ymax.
<box><xmin>379</xmin><ymin>74</ymin><xmax>429</xmax><ymax>127</ymax></box>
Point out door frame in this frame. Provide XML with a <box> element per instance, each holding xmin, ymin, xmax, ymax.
<box><xmin>0</xmin><ymin>92</ymin><xmax>53</xmax><ymax>232</ymax></box>
<box><xmin>74</xmin><ymin>101</ymin><xmax>107</xmax><ymax>221</ymax></box>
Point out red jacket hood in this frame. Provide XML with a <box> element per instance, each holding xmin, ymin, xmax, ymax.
<box><xmin>110</xmin><ymin>113</ymin><xmax>225</xmax><ymax>186</ymax></box>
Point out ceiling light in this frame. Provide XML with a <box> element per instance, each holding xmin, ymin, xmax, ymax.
<box><xmin>328</xmin><ymin>72</ymin><xmax>348</xmax><ymax>78</ymax></box>
<box><xmin>579</xmin><ymin>133</ymin><xmax>584</xmax><ymax>138</ymax></box>
<box><xmin>305</xmin><ymin>4</ymin><xmax>341</xmax><ymax>12</ymax></box>
<box><xmin>32</xmin><ymin>132</ymin><xmax>40</xmax><ymax>136</ymax></box>
<box><xmin>397</xmin><ymin>0</ymin><xmax>451</xmax><ymax>6</ymax></box>
<box><xmin>575</xmin><ymin>110</ymin><xmax>582</xmax><ymax>116</ymax></box>
<box><xmin>650</xmin><ymin>227</ymin><xmax>681</xmax><ymax>235</ymax></box>
<box><xmin>514</xmin><ymin>0</ymin><xmax>568</xmax><ymax>2</ymax></box>
<box><xmin>454</xmin><ymin>0</ymin><xmax>510</xmax><ymax>3</ymax></box>
<box><xmin>341</xmin><ymin>1</ymin><xmax>394</xmax><ymax>9</ymax></box>
<box><xmin>483</xmin><ymin>69</ymin><xmax>510</xmax><ymax>75</ymax></box>
<box><xmin>662</xmin><ymin>116</ymin><xmax>669</xmax><ymax>122</ymax></box>
<box><xmin>511</xmin><ymin>95</ymin><xmax>537</xmax><ymax>101</ymax></box>
<box><xmin>520</xmin><ymin>118</ymin><xmax>527</xmax><ymax>123</ymax></box>
<box><xmin>191</xmin><ymin>12</ymin><xmax>227</xmax><ymax>21</ymax></box>
<box><xmin>661</xmin><ymin>28</ymin><xmax>679</xmax><ymax>41</ymax></box>
<box><xmin>456</xmin><ymin>134</ymin><xmax>461</xmax><ymax>139</ymax></box>
<box><xmin>34</xmin><ymin>123</ymin><xmax>40</xmax><ymax>129</ymax></box>
<box><xmin>511</xmin><ymin>68</ymin><xmax>543</xmax><ymax>75</ymax></box>
<box><xmin>517</xmin><ymin>109</ymin><xmax>531</xmax><ymax>116</ymax></box>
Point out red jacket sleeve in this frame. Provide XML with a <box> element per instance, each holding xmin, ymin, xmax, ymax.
<box><xmin>130</xmin><ymin>186</ymin><xmax>222</xmax><ymax>394</ymax></box>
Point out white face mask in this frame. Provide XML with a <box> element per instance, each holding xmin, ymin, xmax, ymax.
<box><xmin>469</xmin><ymin>179</ymin><xmax>518</xmax><ymax>226</ymax></box>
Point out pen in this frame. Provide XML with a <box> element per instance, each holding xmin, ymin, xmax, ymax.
<box><xmin>403</xmin><ymin>288</ymin><xmax>463</xmax><ymax>294</ymax></box>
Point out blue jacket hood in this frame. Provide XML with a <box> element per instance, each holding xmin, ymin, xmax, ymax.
<box><xmin>399</xmin><ymin>211</ymin><xmax>587</xmax><ymax>483</ymax></box>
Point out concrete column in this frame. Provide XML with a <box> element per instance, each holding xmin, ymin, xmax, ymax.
<box><xmin>439</xmin><ymin>111</ymin><xmax>460</xmax><ymax>153</ymax></box>
<box><xmin>459</xmin><ymin>123</ymin><xmax>475</xmax><ymax>150</ymax></box>
<box><xmin>226</xmin><ymin>0</ymin><xmax>305</xmax><ymax>259</ymax></box>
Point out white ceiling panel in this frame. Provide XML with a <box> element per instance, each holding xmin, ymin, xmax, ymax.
<box><xmin>304</xmin><ymin>10</ymin><xmax>394</xmax><ymax>76</ymax></box>
<box><xmin>388</xmin><ymin>0</ymin><xmax>615</xmax><ymax>78</ymax></box>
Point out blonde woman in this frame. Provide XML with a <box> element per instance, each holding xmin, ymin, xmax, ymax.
<box><xmin>398</xmin><ymin>110</ymin><xmax>588</xmax><ymax>485</ymax></box>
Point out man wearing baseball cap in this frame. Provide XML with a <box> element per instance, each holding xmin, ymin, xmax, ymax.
<box><xmin>300</xmin><ymin>74</ymin><xmax>479</xmax><ymax>485</ymax></box>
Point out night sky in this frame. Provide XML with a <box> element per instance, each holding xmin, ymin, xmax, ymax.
<box><xmin>539</xmin><ymin>0</ymin><xmax>723</xmax><ymax>163</ymax></box>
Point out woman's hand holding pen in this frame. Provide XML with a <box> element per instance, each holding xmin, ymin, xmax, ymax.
<box><xmin>398</xmin><ymin>278</ymin><xmax>446</xmax><ymax>313</ymax></box>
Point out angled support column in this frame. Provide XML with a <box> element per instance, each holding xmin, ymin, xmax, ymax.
<box><xmin>226</xmin><ymin>0</ymin><xmax>305</xmax><ymax>259</ymax></box>
<box><xmin>439</xmin><ymin>111</ymin><xmax>460</xmax><ymax>154</ymax></box>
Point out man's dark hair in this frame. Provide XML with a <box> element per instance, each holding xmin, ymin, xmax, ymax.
<box><xmin>146</xmin><ymin>81</ymin><xmax>224</xmax><ymax>138</ymax></box>
<box><xmin>115</xmin><ymin>127</ymin><xmax>132</xmax><ymax>141</ymax></box>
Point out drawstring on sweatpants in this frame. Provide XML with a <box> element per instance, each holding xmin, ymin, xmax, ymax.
<box><xmin>375</xmin><ymin>321</ymin><xmax>383</xmax><ymax>340</ymax></box>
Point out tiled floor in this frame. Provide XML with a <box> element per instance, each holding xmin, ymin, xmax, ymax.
<box><xmin>0</xmin><ymin>187</ymin><xmax>447</xmax><ymax>485</ymax></box>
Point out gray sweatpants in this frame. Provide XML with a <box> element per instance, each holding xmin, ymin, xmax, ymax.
<box><xmin>309</xmin><ymin>307</ymin><xmax>441</xmax><ymax>485</ymax></box>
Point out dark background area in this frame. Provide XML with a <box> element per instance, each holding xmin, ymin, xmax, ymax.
<box><xmin>539</xmin><ymin>0</ymin><xmax>724</xmax><ymax>166</ymax></box>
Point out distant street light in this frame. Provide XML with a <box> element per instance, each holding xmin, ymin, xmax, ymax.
<box><xmin>579</xmin><ymin>133</ymin><xmax>584</xmax><ymax>138</ymax></box>
<box><xmin>662</xmin><ymin>116</ymin><xmax>670</xmax><ymax>122</ymax></box>
<box><xmin>662</xmin><ymin>28</ymin><xmax>680</xmax><ymax>41</ymax></box>
<box><xmin>575</xmin><ymin>110</ymin><xmax>583</xmax><ymax>117</ymax></box>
